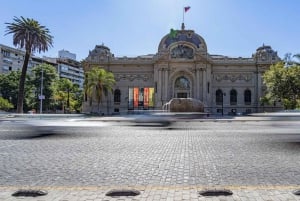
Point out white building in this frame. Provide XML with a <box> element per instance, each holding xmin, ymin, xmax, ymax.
<box><xmin>57</xmin><ymin>50</ymin><xmax>85</xmax><ymax>88</ymax></box>
<box><xmin>0</xmin><ymin>44</ymin><xmax>25</xmax><ymax>74</ymax></box>
<box><xmin>82</xmin><ymin>26</ymin><xmax>282</xmax><ymax>115</ymax></box>
<box><xmin>0</xmin><ymin>45</ymin><xmax>84</xmax><ymax>89</ymax></box>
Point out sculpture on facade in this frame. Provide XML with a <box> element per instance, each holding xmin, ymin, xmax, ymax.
<box><xmin>171</xmin><ymin>45</ymin><xmax>194</xmax><ymax>59</ymax></box>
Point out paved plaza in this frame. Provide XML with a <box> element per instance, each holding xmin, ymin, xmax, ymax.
<box><xmin>0</xmin><ymin>116</ymin><xmax>299</xmax><ymax>200</ymax></box>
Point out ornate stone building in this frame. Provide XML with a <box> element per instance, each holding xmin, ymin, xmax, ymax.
<box><xmin>82</xmin><ymin>26</ymin><xmax>281</xmax><ymax>115</ymax></box>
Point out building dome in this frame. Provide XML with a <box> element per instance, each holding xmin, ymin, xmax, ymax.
<box><xmin>253</xmin><ymin>44</ymin><xmax>279</xmax><ymax>62</ymax></box>
<box><xmin>89</xmin><ymin>45</ymin><xmax>111</xmax><ymax>56</ymax></box>
<box><xmin>158</xmin><ymin>29</ymin><xmax>207</xmax><ymax>52</ymax></box>
<box><xmin>256</xmin><ymin>44</ymin><xmax>274</xmax><ymax>54</ymax></box>
<box><xmin>86</xmin><ymin>44</ymin><xmax>113</xmax><ymax>62</ymax></box>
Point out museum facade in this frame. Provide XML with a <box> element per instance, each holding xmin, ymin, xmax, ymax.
<box><xmin>82</xmin><ymin>26</ymin><xmax>281</xmax><ymax>115</ymax></box>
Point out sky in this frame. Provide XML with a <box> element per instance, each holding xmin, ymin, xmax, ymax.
<box><xmin>0</xmin><ymin>0</ymin><xmax>299</xmax><ymax>61</ymax></box>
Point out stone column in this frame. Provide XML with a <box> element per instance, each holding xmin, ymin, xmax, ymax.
<box><xmin>199</xmin><ymin>69</ymin><xmax>203</xmax><ymax>100</ymax></box>
<box><xmin>156</xmin><ymin>68</ymin><xmax>162</xmax><ymax>107</ymax></box>
<box><xmin>195</xmin><ymin>67</ymin><xmax>202</xmax><ymax>99</ymax></box>
<box><xmin>202</xmin><ymin>69</ymin><xmax>207</xmax><ymax>104</ymax></box>
<box><xmin>257</xmin><ymin>72</ymin><xmax>262</xmax><ymax>111</ymax></box>
<box><xmin>164</xmin><ymin>68</ymin><xmax>169</xmax><ymax>101</ymax></box>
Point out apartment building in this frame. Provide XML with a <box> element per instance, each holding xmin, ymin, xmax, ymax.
<box><xmin>0</xmin><ymin>45</ymin><xmax>84</xmax><ymax>89</ymax></box>
<box><xmin>57</xmin><ymin>50</ymin><xmax>84</xmax><ymax>89</ymax></box>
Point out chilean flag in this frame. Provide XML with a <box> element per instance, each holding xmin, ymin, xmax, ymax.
<box><xmin>184</xmin><ymin>6</ymin><xmax>191</xmax><ymax>12</ymax></box>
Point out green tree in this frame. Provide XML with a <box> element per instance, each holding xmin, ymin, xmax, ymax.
<box><xmin>53</xmin><ymin>79</ymin><xmax>83</xmax><ymax>113</ymax></box>
<box><xmin>0</xmin><ymin>70</ymin><xmax>33</xmax><ymax>111</ymax></box>
<box><xmin>53</xmin><ymin>78</ymin><xmax>73</xmax><ymax>113</ymax></box>
<box><xmin>84</xmin><ymin>67</ymin><xmax>115</xmax><ymax>114</ymax></box>
<box><xmin>263</xmin><ymin>62</ymin><xmax>300</xmax><ymax>109</ymax></box>
<box><xmin>5</xmin><ymin>16</ymin><xmax>53</xmax><ymax>113</ymax></box>
<box><xmin>72</xmin><ymin>84</ymin><xmax>83</xmax><ymax>113</ymax></box>
<box><xmin>30</xmin><ymin>64</ymin><xmax>58</xmax><ymax>113</ymax></box>
<box><xmin>0</xmin><ymin>71</ymin><xmax>19</xmax><ymax>109</ymax></box>
<box><xmin>0</xmin><ymin>97</ymin><xmax>13</xmax><ymax>111</ymax></box>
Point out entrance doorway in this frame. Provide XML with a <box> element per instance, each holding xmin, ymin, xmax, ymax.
<box><xmin>174</xmin><ymin>76</ymin><xmax>191</xmax><ymax>98</ymax></box>
<box><xmin>177</xmin><ymin>92</ymin><xmax>188</xmax><ymax>98</ymax></box>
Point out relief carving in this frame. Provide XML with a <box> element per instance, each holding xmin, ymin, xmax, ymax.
<box><xmin>171</xmin><ymin>45</ymin><xmax>194</xmax><ymax>59</ymax></box>
<box><xmin>115</xmin><ymin>73</ymin><xmax>152</xmax><ymax>82</ymax></box>
<box><xmin>215</xmin><ymin>74</ymin><xmax>253</xmax><ymax>82</ymax></box>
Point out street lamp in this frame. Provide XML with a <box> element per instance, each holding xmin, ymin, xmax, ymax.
<box><xmin>106</xmin><ymin>54</ymin><xmax>110</xmax><ymax>115</ymax></box>
<box><xmin>221</xmin><ymin>92</ymin><xmax>226</xmax><ymax>116</ymax></box>
<box><xmin>39</xmin><ymin>68</ymin><xmax>45</xmax><ymax>114</ymax></box>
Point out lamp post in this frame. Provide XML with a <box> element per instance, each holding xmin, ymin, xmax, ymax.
<box><xmin>39</xmin><ymin>68</ymin><xmax>44</xmax><ymax>114</ymax></box>
<box><xmin>106</xmin><ymin>54</ymin><xmax>110</xmax><ymax>115</ymax></box>
<box><xmin>222</xmin><ymin>92</ymin><xmax>226</xmax><ymax>116</ymax></box>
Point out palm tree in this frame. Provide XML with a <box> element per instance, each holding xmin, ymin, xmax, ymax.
<box><xmin>5</xmin><ymin>16</ymin><xmax>53</xmax><ymax>113</ymax></box>
<box><xmin>84</xmin><ymin>67</ymin><xmax>115</xmax><ymax>114</ymax></box>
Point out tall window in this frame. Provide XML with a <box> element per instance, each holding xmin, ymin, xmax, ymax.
<box><xmin>114</xmin><ymin>89</ymin><xmax>121</xmax><ymax>103</ymax></box>
<box><xmin>230</xmin><ymin>89</ymin><xmax>237</xmax><ymax>105</ymax></box>
<box><xmin>244</xmin><ymin>89</ymin><xmax>251</xmax><ymax>105</ymax></box>
<box><xmin>216</xmin><ymin>89</ymin><xmax>223</xmax><ymax>105</ymax></box>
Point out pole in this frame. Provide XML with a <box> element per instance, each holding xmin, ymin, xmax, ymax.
<box><xmin>40</xmin><ymin>68</ymin><xmax>43</xmax><ymax>114</ymax></box>
<box><xmin>67</xmin><ymin>88</ymin><xmax>70</xmax><ymax>113</ymax></box>
<box><xmin>183</xmin><ymin>7</ymin><xmax>184</xmax><ymax>24</ymax></box>
<box><xmin>106</xmin><ymin>55</ymin><xmax>110</xmax><ymax>115</ymax></box>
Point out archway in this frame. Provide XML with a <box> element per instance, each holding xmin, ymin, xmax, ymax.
<box><xmin>174</xmin><ymin>76</ymin><xmax>191</xmax><ymax>98</ymax></box>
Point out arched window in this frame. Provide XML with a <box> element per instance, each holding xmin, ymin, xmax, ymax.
<box><xmin>244</xmin><ymin>89</ymin><xmax>251</xmax><ymax>105</ymax></box>
<box><xmin>230</xmin><ymin>89</ymin><xmax>237</xmax><ymax>105</ymax></box>
<box><xmin>114</xmin><ymin>89</ymin><xmax>121</xmax><ymax>103</ymax></box>
<box><xmin>216</xmin><ymin>89</ymin><xmax>223</xmax><ymax>105</ymax></box>
<box><xmin>175</xmin><ymin>76</ymin><xmax>190</xmax><ymax>89</ymax></box>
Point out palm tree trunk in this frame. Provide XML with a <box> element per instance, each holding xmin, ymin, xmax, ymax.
<box><xmin>16</xmin><ymin>51</ymin><xmax>30</xmax><ymax>113</ymax></box>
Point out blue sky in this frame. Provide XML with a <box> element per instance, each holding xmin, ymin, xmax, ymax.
<box><xmin>1</xmin><ymin>0</ymin><xmax>299</xmax><ymax>61</ymax></box>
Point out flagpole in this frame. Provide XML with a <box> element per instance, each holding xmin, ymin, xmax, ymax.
<box><xmin>183</xmin><ymin>7</ymin><xmax>185</xmax><ymax>24</ymax></box>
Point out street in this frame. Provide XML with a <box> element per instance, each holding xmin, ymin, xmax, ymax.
<box><xmin>0</xmin><ymin>117</ymin><xmax>300</xmax><ymax>200</ymax></box>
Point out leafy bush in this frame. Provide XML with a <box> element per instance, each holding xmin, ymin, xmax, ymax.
<box><xmin>0</xmin><ymin>97</ymin><xmax>13</xmax><ymax>111</ymax></box>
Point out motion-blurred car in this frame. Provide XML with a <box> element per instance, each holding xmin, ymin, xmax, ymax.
<box><xmin>132</xmin><ymin>112</ymin><xmax>174</xmax><ymax>127</ymax></box>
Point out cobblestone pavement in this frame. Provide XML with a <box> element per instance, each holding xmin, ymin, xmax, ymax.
<box><xmin>0</xmin><ymin>118</ymin><xmax>300</xmax><ymax>200</ymax></box>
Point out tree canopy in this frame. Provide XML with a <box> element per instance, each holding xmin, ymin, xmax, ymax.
<box><xmin>262</xmin><ymin>61</ymin><xmax>300</xmax><ymax>109</ymax></box>
<box><xmin>84</xmin><ymin>67</ymin><xmax>115</xmax><ymax>113</ymax></box>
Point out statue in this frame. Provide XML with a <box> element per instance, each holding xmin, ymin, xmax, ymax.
<box><xmin>171</xmin><ymin>45</ymin><xmax>194</xmax><ymax>59</ymax></box>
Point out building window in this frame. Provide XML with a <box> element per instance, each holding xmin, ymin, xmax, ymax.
<box><xmin>230</xmin><ymin>89</ymin><xmax>237</xmax><ymax>105</ymax></box>
<box><xmin>1</xmin><ymin>49</ymin><xmax>10</xmax><ymax>57</ymax></box>
<box><xmin>207</xmin><ymin>82</ymin><xmax>210</xmax><ymax>93</ymax></box>
<box><xmin>175</xmin><ymin>76</ymin><xmax>190</xmax><ymax>89</ymax></box>
<box><xmin>244</xmin><ymin>89</ymin><xmax>251</xmax><ymax>105</ymax></box>
<box><xmin>114</xmin><ymin>89</ymin><xmax>121</xmax><ymax>103</ymax></box>
<box><xmin>216</xmin><ymin>89</ymin><xmax>223</xmax><ymax>105</ymax></box>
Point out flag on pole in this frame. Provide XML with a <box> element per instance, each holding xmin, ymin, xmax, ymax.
<box><xmin>184</xmin><ymin>6</ymin><xmax>191</xmax><ymax>12</ymax></box>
